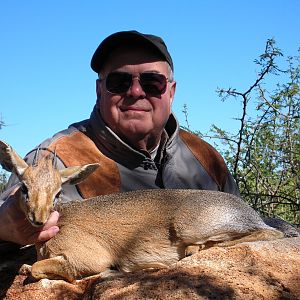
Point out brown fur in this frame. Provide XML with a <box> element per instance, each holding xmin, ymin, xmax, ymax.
<box><xmin>29</xmin><ymin>189</ymin><xmax>283</xmax><ymax>282</ymax></box>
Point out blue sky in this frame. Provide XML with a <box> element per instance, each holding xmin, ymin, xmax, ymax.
<box><xmin>0</xmin><ymin>1</ymin><xmax>299</xmax><ymax>157</ymax></box>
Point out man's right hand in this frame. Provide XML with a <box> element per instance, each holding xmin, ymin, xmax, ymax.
<box><xmin>0</xmin><ymin>192</ymin><xmax>59</xmax><ymax>246</ymax></box>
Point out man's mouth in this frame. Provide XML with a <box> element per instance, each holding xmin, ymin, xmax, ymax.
<box><xmin>120</xmin><ymin>106</ymin><xmax>149</xmax><ymax>112</ymax></box>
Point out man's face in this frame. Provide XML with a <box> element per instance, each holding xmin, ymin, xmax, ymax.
<box><xmin>96</xmin><ymin>47</ymin><xmax>176</xmax><ymax>147</ymax></box>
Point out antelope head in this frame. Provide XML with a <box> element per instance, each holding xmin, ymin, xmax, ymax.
<box><xmin>0</xmin><ymin>140</ymin><xmax>99</xmax><ymax>227</ymax></box>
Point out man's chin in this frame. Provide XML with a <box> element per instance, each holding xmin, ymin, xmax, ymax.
<box><xmin>117</xmin><ymin>123</ymin><xmax>152</xmax><ymax>138</ymax></box>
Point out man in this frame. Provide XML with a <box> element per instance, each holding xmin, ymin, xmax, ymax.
<box><xmin>0</xmin><ymin>30</ymin><xmax>239</xmax><ymax>249</ymax></box>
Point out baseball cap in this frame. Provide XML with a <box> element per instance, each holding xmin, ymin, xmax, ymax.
<box><xmin>91</xmin><ymin>30</ymin><xmax>174</xmax><ymax>73</ymax></box>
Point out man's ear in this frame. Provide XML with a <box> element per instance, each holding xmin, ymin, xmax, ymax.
<box><xmin>169</xmin><ymin>81</ymin><xmax>176</xmax><ymax>106</ymax></box>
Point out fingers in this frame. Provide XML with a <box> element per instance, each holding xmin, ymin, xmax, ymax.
<box><xmin>37</xmin><ymin>225</ymin><xmax>60</xmax><ymax>242</ymax></box>
<box><xmin>42</xmin><ymin>211</ymin><xmax>60</xmax><ymax>230</ymax></box>
<box><xmin>37</xmin><ymin>211</ymin><xmax>60</xmax><ymax>242</ymax></box>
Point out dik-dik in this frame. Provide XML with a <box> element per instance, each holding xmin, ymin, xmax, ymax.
<box><xmin>0</xmin><ymin>140</ymin><xmax>283</xmax><ymax>282</ymax></box>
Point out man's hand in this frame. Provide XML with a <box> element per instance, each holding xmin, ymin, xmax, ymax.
<box><xmin>0</xmin><ymin>193</ymin><xmax>59</xmax><ymax>245</ymax></box>
<box><xmin>37</xmin><ymin>211</ymin><xmax>60</xmax><ymax>243</ymax></box>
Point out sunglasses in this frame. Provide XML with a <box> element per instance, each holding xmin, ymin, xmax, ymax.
<box><xmin>103</xmin><ymin>72</ymin><xmax>170</xmax><ymax>96</ymax></box>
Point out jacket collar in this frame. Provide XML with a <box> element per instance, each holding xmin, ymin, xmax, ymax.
<box><xmin>87</xmin><ymin>106</ymin><xmax>179</xmax><ymax>167</ymax></box>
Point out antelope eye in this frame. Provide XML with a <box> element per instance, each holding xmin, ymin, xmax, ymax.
<box><xmin>55</xmin><ymin>190</ymin><xmax>62</xmax><ymax>199</ymax></box>
<box><xmin>20</xmin><ymin>184</ymin><xmax>29</xmax><ymax>201</ymax></box>
<box><xmin>20</xmin><ymin>184</ymin><xmax>28</xmax><ymax>195</ymax></box>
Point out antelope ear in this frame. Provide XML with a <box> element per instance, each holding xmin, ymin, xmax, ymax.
<box><xmin>59</xmin><ymin>163</ymin><xmax>100</xmax><ymax>185</ymax></box>
<box><xmin>0</xmin><ymin>140</ymin><xmax>28</xmax><ymax>177</ymax></box>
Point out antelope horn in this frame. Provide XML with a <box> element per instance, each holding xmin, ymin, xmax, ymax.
<box><xmin>53</xmin><ymin>149</ymin><xmax>58</xmax><ymax>169</ymax></box>
<box><xmin>33</xmin><ymin>146</ymin><xmax>41</xmax><ymax>166</ymax></box>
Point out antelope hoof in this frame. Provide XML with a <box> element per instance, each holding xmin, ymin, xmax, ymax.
<box><xmin>19</xmin><ymin>264</ymin><xmax>32</xmax><ymax>276</ymax></box>
<box><xmin>185</xmin><ymin>245</ymin><xmax>202</xmax><ymax>257</ymax></box>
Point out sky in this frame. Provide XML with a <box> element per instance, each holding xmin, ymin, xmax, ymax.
<box><xmin>0</xmin><ymin>1</ymin><xmax>299</xmax><ymax>158</ymax></box>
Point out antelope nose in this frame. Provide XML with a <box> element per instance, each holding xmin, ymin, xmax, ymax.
<box><xmin>28</xmin><ymin>213</ymin><xmax>44</xmax><ymax>227</ymax></box>
<box><xmin>33</xmin><ymin>220</ymin><xmax>44</xmax><ymax>227</ymax></box>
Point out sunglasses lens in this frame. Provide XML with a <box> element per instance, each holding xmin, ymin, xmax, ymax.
<box><xmin>140</xmin><ymin>73</ymin><xmax>167</xmax><ymax>95</ymax></box>
<box><xmin>105</xmin><ymin>72</ymin><xmax>168</xmax><ymax>95</ymax></box>
<box><xmin>106</xmin><ymin>72</ymin><xmax>132</xmax><ymax>94</ymax></box>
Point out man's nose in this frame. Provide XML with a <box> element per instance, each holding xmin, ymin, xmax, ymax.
<box><xmin>127</xmin><ymin>78</ymin><xmax>146</xmax><ymax>98</ymax></box>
